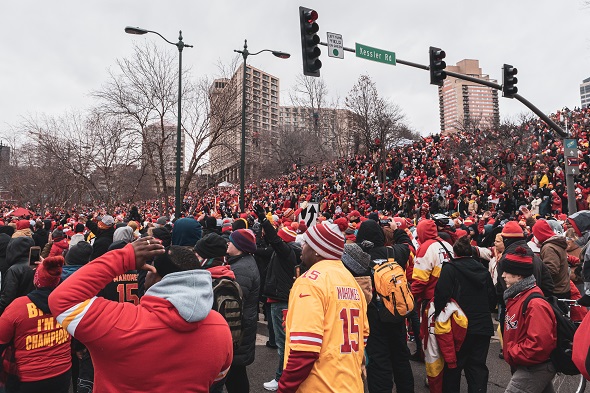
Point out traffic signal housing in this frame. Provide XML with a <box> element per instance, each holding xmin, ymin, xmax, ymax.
<box><xmin>429</xmin><ymin>46</ymin><xmax>446</xmax><ymax>86</ymax></box>
<box><xmin>502</xmin><ymin>64</ymin><xmax>518</xmax><ymax>98</ymax></box>
<box><xmin>299</xmin><ymin>6</ymin><xmax>322</xmax><ymax>77</ymax></box>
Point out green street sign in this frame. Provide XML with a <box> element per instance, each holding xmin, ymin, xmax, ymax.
<box><xmin>355</xmin><ymin>43</ymin><xmax>396</xmax><ymax>65</ymax></box>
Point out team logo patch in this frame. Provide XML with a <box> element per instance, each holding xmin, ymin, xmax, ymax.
<box><xmin>505</xmin><ymin>314</ymin><xmax>518</xmax><ymax>330</ymax></box>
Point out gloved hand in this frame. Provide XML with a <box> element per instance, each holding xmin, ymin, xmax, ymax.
<box><xmin>255</xmin><ymin>205</ymin><xmax>267</xmax><ymax>224</ymax></box>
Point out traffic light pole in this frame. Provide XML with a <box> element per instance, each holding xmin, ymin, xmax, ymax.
<box><xmin>319</xmin><ymin>42</ymin><xmax>576</xmax><ymax>213</ymax></box>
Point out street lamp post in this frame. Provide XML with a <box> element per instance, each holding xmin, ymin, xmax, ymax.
<box><xmin>125</xmin><ymin>26</ymin><xmax>193</xmax><ymax>221</ymax></box>
<box><xmin>234</xmin><ymin>40</ymin><xmax>290</xmax><ymax>212</ymax></box>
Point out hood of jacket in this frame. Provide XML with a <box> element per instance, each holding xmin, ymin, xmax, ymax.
<box><xmin>417</xmin><ymin>219</ymin><xmax>439</xmax><ymax>244</ymax></box>
<box><xmin>542</xmin><ymin>235</ymin><xmax>567</xmax><ymax>250</ymax></box>
<box><xmin>6</xmin><ymin>236</ymin><xmax>35</xmax><ymax>266</ymax></box>
<box><xmin>568</xmin><ymin>210</ymin><xmax>590</xmax><ymax>237</ymax></box>
<box><xmin>113</xmin><ymin>226</ymin><xmax>134</xmax><ymax>243</ymax></box>
<box><xmin>0</xmin><ymin>233</ymin><xmax>11</xmax><ymax>258</ymax></box>
<box><xmin>451</xmin><ymin>257</ymin><xmax>490</xmax><ymax>289</ymax></box>
<box><xmin>355</xmin><ymin>220</ymin><xmax>385</xmax><ymax>247</ymax></box>
<box><xmin>144</xmin><ymin>269</ymin><xmax>213</xmax><ymax>328</ymax></box>
<box><xmin>171</xmin><ymin>218</ymin><xmax>203</xmax><ymax>247</ymax></box>
<box><xmin>207</xmin><ymin>264</ymin><xmax>236</xmax><ymax>280</ymax></box>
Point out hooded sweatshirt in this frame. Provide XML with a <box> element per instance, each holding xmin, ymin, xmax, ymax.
<box><xmin>412</xmin><ymin>219</ymin><xmax>453</xmax><ymax>303</ymax></box>
<box><xmin>49</xmin><ymin>244</ymin><xmax>233</xmax><ymax>393</ymax></box>
<box><xmin>434</xmin><ymin>256</ymin><xmax>496</xmax><ymax>336</ymax></box>
<box><xmin>0</xmin><ymin>237</ymin><xmax>36</xmax><ymax>315</ymax></box>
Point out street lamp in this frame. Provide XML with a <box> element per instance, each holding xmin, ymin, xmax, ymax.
<box><xmin>234</xmin><ymin>39</ymin><xmax>290</xmax><ymax>212</ymax></box>
<box><xmin>125</xmin><ymin>26</ymin><xmax>193</xmax><ymax>221</ymax></box>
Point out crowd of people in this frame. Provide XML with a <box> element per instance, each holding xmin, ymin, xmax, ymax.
<box><xmin>0</xmin><ymin>106</ymin><xmax>588</xmax><ymax>392</ymax></box>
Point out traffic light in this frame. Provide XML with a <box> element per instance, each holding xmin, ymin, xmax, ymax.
<box><xmin>502</xmin><ymin>64</ymin><xmax>518</xmax><ymax>98</ymax></box>
<box><xmin>299</xmin><ymin>6</ymin><xmax>322</xmax><ymax>77</ymax></box>
<box><xmin>429</xmin><ymin>46</ymin><xmax>446</xmax><ymax>86</ymax></box>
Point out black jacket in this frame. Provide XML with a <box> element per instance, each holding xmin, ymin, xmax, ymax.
<box><xmin>261</xmin><ymin>219</ymin><xmax>300</xmax><ymax>302</ymax></box>
<box><xmin>86</xmin><ymin>220</ymin><xmax>115</xmax><ymax>261</ymax></box>
<box><xmin>496</xmin><ymin>239</ymin><xmax>554</xmax><ymax>303</ymax></box>
<box><xmin>32</xmin><ymin>225</ymin><xmax>50</xmax><ymax>250</ymax></box>
<box><xmin>227</xmin><ymin>253</ymin><xmax>260</xmax><ymax>366</ymax></box>
<box><xmin>0</xmin><ymin>237</ymin><xmax>36</xmax><ymax>315</ymax></box>
<box><xmin>434</xmin><ymin>256</ymin><xmax>496</xmax><ymax>336</ymax></box>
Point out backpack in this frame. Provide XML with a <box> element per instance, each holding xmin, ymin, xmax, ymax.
<box><xmin>372</xmin><ymin>247</ymin><xmax>415</xmax><ymax>322</ymax></box>
<box><xmin>212</xmin><ymin>277</ymin><xmax>244</xmax><ymax>350</ymax></box>
<box><xmin>522</xmin><ymin>293</ymin><xmax>579</xmax><ymax>375</ymax></box>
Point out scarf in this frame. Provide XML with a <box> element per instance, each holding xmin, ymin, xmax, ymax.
<box><xmin>504</xmin><ymin>274</ymin><xmax>536</xmax><ymax>303</ymax></box>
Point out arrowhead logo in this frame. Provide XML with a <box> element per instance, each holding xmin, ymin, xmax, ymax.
<box><xmin>299</xmin><ymin>293</ymin><xmax>311</xmax><ymax>298</ymax></box>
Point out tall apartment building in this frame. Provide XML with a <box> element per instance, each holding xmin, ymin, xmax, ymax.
<box><xmin>581</xmin><ymin>77</ymin><xmax>590</xmax><ymax>109</ymax></box>
<box><xmin>209</xmin><ymin>64</ymin><xmax>280</xmax><ymax>182</ymax></box>
<box><xmin>142</xmin><ymin>123</ymin><xmax>185</xmax><ymax>193</ymax></box>
<box><xmin>438</xmin><ymin>59</ymin><xmax>499</xmax><ymax>134</ymax></box>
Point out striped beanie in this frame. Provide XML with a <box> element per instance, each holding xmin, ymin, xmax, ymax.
<box><xmin>278</xmin><ymin>225</ymin><xmax>297</xmax><ymax>243</ymax></box>
<box><xmin>303</xmin><ymin>222</ymin><xmax>345</xmax><ymax>260</ymax></box>
<box><xmin>503</xmin><ymin>246</ymin><xmax>533</xmax><ymax>277</ymax></box>
<box><xmin>229</xmin><ymin>229</ymin><xmax>257</xmax><ymax>254</ymax></box>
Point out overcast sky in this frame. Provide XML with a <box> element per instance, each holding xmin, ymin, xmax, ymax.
<box><xmin>1</xmin><ymin>0</ymin><xmax>589</xmax><ymax>140</ymax></box>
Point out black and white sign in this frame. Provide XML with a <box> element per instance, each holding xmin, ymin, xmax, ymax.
<box><xmin>299</xmin><ymin>202</ymin><xmax>319</xmax><ymax>228</ymax></box>
<box><xmin>327</xmin><ymin>32</ymin><xmax>344</xmax><ymax>59</ymax></box>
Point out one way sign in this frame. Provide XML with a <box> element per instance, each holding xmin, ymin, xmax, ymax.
<box><xmin>299</xmin><ymin>202</ymin><xmax>319</xmax><ymax>228</ymax></box>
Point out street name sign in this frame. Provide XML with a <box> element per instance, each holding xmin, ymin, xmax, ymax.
<box><xmin>355</xmin><ymin>43</ymin><xmax>396</xmax><ymax>65</ymax></box>
<box><xmin>327</xmin><ymin>32</ymin><xmax>344</xmax><ymax>59</ymax></box>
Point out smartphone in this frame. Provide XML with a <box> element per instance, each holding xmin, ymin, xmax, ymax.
<box><xmin>29</xmin><ymin>246</ymin><xmax>41</xmax><ymax>266</ymax></box>
<box><xmin>379</xmin><ymin>219</ymin><xmax>391</xmax><ymax>226</ymax></box>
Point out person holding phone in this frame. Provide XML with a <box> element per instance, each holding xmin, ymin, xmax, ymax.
<box><xmin>0</xmin><ymin>237</ymin><xmax>36</xmax><ymax>315</ymax></box>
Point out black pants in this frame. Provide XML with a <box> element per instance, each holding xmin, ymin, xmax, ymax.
<box><xmin>6</xmin><ymin>369</ymin><xmax>71</xmax><ymax>393</ymax></box>
<box><xmin>366</xmin><ymin>306</ymin><xmax>414</xmax><ymax>393</ymax></box>
<box><xmin>442</xmin><ymin>334</ymin><xmax>490</xmax><ymax>393</ymax></box>
<box><xmin>210</xmin><ymin>364</ymin><xmax>249</xmax><ymax>393</ymax></box>
<box><xmin>407</xmin><ymin>309</ymin><xmax>422</xmax><ymax>352</ymax></box>
<box><xmin>76</xmin><ymin>350</ymin><xmax>94</xmax><ymax>393</ymax></box>
<box><xmin>264</xmin><ymin>302</ymin><xmax>276</xmax><ymax>346</ymax></box>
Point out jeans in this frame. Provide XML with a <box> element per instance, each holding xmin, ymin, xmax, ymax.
<box><xmin>265</xmin><ymin>302</ymin><xmax>276</xmax><ymax>346</ymax></box>
<box><xmin>270</xmin><ymin>302</ymin><xmax>288</xmax><ymax>381</ymax></box>
<box><xmin>506</xmin><ymin>361</ymin><xmax>556</xmax><ymax>393</ymax></box>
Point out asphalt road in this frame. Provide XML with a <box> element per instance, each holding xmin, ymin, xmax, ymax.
<box><xmin>246</xmin><ymin>315</ymin><xmax>589</xmax><ymax>393</ymax></box>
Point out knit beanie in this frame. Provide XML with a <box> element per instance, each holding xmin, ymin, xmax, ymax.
<box><xmin>221</xmin><ymin>218</ymin><xmax>233</xmax><ymax>233</ymax></box>
<box><xmin>229</xmin><ymin>229</ymin><xmax>257</xmax><ymax>254</ymax></box>
<box><xmin>65</xmin><ymin>241</ymin><xmax>93</xmax><ymax>265</ymax></box>
<box><xmin>152</xmin><ymin>227</ymin><xmax>172</xmax><ymax>247</ymax></box>
<box><xmin>501</xmin><ymin>221</ymin><xmax>524</xmax><ymax>238</ymax></box>
<box><xmin>34</xmin><ymin>256</ymin><xmax>64</xmax><ymax>288</ymax></box>
<box><xmin>502</xmin><ymin>246</ymin><xmax>533</xmax><ymax>277</ymax></box>
<box><xmin>74</xmin><ymin>223</ymin><xmax>85</xmax><ymax>233</ymax></box>
<box><xmin>232</xmin><ymin>218</ymin><xmax>248</xmax><ymax>231</ymax></box>
<box><xmin>283</xmin><ymin>208</ymin><xmax>295</xmax><ymax>220</ymax></box>
<box><xmin>194</xmin><ymin>233</ymin><xmax>228</xmax><ymax>259</ymax></box>
<box><xmin>303</xmin><ymin>221</ymin><xmax>346</xmax><ymax>260</ymax></box>
<box><xmin>342</xmin><ymin>243</ymin><xmax>371</xmax><ymax>276</ymax></box>
<box><xmin>16</xmin><ymin>220</ymin><xmax>30</xmax><ymax>230</ymax></box>
<box><xmin>278</xmin><ymin>225</ymin><xmax>297</xmax><ymax>243</ymax></box>
<box><xmin>532</xmin><ymin>219</ymin><xmax>556</xmax><ymax>244</ymax></box>
<box><xmin>52</xmin><ymin>226</ymin><xmax>65</xmax><ymax>241</ymax></box>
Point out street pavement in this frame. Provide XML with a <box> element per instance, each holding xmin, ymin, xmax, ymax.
<box><xmin>247</xmin><ymin>315</ymin><xmax>588</xmax><ymax>393</ymax></box>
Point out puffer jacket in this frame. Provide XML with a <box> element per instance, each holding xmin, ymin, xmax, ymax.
<box><xmin>0</xmin><ymin>237</ymin><xmax>36</xmax><ymax>315</ymax></box>
<box><xmin>0</xmin><ymin>233</ymin><xmax>12</xmax><ymax>288</ymax></box>
<box><xmin>227</xmin><ymin>253</ymin><xmax>260</xmax><ymax>366</ymax></box>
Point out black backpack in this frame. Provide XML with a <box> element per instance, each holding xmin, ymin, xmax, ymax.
<box><xmin>212</xmin><ymin>277</ymin><xmax>244</xmax><ymax>350</ymax></box>
<box><xmin>522</xmin><ymin>293</ymin><xmax>579</xmax><ymax>375</ymax></box>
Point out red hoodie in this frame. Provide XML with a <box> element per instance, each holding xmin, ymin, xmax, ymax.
<box><xmin>49</xmin><ymin>244</ymin><xmax>233</xmax><ymax>393</ymax></box>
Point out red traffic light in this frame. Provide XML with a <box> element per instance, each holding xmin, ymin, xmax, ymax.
<box><xmin>305</xmin><ymin>9</ymin><xmax>318</xmax><ymax>23</ymax></box>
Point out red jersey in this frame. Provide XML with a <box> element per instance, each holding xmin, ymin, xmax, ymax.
<box><xmin>0</xmin><ymin>295</ymin><xmax>71</xmax><ymax>382</ymax></box>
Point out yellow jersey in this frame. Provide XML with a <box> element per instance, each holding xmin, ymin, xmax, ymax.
<box><xmin>284</xmin><ymin>259</ymin><xmax>369</xmax><ymax>392</ymax></box>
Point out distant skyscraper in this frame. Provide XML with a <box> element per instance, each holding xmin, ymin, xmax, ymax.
<box><xmin>438</xmin><ymin>59</ymin><xmax>499</xmax><ymax>134</ymax></box>
<box><xmin>209</xmin><ymin>64</ymin><xmax>281</xmax><ymax>182</ymax></box>
<box><xmin>581</xmin><ymin>77</ymin><xmax>590</xmax><ymax>109</ymax></box>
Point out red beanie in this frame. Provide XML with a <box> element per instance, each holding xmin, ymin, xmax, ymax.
<box><xmin>501</xmin><ymin>221</ymin><xmax>524</xmax><ymax>238</ymax></box>
<box><xmin>532</xmin><ymin>219</ymin><xmax>556</xmax><ymax>244</ymax></box>
<box><xmin>34</xmin><ymin>256</ymin><xmax>64</xmax><ymax>288</ymax></box>
<box><xmin>229</xmin><ymin>229</ymin><xmax>257</xmax><ymax>254</ymax></box>
<box><xmin>16</xmin><ymin>220</ymin><xmax>30</xmax><ymax>230</ymax></box>
<box><xmin>502</xmin><ymin>246</ymin><xmax>533</xmax><ymax>277</ymax></box>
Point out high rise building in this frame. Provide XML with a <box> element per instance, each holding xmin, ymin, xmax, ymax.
<box><xmin>581</xmin><ymin>77</ymin><xmax>590</xmax><ymax>109</ymax></box>
<box><xmin>438</xmin><ymin>59</ymin><xmax>499</xmax><ymax>134</ymax></box>
<box><xmin>142</xmin><ymin>123</ymin><xmax>185</xmax><ymax>193</ymax></box>
<box><xmin>209</xmin><ymin>64</ymin><xmax>280</xmax><ymax>182</ymax></box>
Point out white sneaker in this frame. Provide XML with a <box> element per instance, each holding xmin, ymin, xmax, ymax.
<box><xmin>263</xmin><ymin>378</ymin><xmax>279</xmax><ymax>391</ymax></box>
